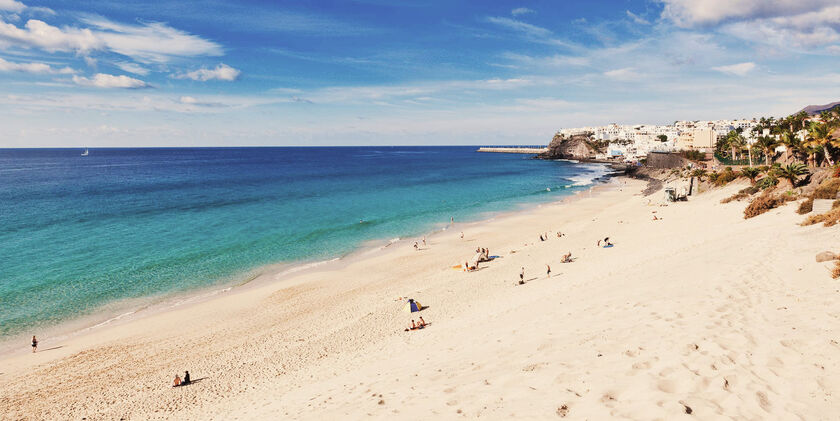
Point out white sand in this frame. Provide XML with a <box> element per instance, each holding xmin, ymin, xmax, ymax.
<box><xmin>2</xmin><ymin>178</ymin><xmax>838</xmax><ymax>420</ymax></box>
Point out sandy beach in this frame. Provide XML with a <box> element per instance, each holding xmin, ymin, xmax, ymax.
<box><xmin>2</xmin><ymin>177</ymin><xmax>838</xmax><ymax>420</ymax></box>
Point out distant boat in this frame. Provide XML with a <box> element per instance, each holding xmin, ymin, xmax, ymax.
<box><xmin>81</xmin><ymin>148</ymin><xmax>89</xmax><ymax>156</ymax></box>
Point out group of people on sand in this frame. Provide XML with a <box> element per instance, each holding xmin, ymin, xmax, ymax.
<box><xmin>173</xmin><ymin>370</ymin><xmax>192</xmax><ymax>387</ymax></box>
<box><xmin>413</xmin><ymin>236</ymin><xmax>427</xmax><ymax>251</ymax></box>
<box><xmin>405</xmin><ymin>317</ymin><xmax>428</xmax><ymax>331</ymax></box>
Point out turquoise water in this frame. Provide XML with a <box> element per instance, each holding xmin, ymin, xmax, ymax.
<box><xmin>0</xmin><ymin>147</ymin><xmax>611</xmax><ymax>339</ymax></box>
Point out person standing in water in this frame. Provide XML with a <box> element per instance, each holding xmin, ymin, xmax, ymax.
<box><xmin>31</xmin><ymin>335</ymin><xmax>37</xmax><ymax>353</ymax></box>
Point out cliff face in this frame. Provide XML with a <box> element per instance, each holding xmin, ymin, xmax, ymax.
<box><xmin>538</xmin><ymin>133</ymin><xmax>600</xmax><ymax>160</ymax></box>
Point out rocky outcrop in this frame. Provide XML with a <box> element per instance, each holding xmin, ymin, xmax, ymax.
<box><xmin>645</xmin><ymin>152</ymin><xmax>689</xmax><ymax>169</ymax></box>
<box><xmin>537</xmin><ymin>133</ymin><xmax>601</xmax><ymax>160</ymax></box>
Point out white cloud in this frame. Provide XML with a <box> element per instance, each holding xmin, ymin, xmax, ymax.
<box><xmin>0</xmin><ymin>57</ymin><xmax>74</xmax><ymax>74</ymax></box>
<box><xmin>626</xmin><ymin>10</ymin><xmax>650</xmax><ymax>25</ymax></box>
<box><xmin>511</xmin><ymin>8</ymin><xmax>534</xmax><ymax>17</ymax></box>
<box><xmin>0</xmin><ymin>0</ymin><xmax>25</xmax><ymax>13</ymax></box>
<box><xmin>712</xmin><ymin>62</ymin><xmax>756</xmax><ymax>76</ymax></box>
<box><xmin>80</xmin><ymin>17</ymin><xmax>224</xmax><ymax>63</ymax></box>
<box><xmin>114</xmin><ymin>61</ymin><xmax>149</xmax><ymax>76</ymax></box>
<box><xmin>0</xmin><ymin>16</ymin><xmax>223</xmax><ymax>63</ymax></box>
<box><xmin>603</xmin><ymin>67</ymin><xmax>639</xmax><ymax>79</ymax></box>
<box><xmin>72</xmin><ymin>73</ymin><xmax>148</xmax><ymax>89</ymax></box>
<box><xmin>485</xmin><ymin>16</ymin><xmax>580</xmax><ymax>50</ymax></box>
<box><xmin>501</xmin><ymin>52</ymin><xmax>590</xmax><ymax>67</ymax></box>
<box><xmin>174</xmin><ymin>63</ymin><xmax>240</xmax><ymax>81</ymax></box>
<box><xmin>658</xmin><ymin>0</ymin><xmax>835</xmax><ymax>27</ymax></box>
<box><xmin>0</xmin><ymin>19</ymin><xmax>103</xmax><ymax>53</ymax></box>
<box><xmin>720</xmin><ymin>6</ymin><xmax>840</xmax><ymax>50</ymax></box>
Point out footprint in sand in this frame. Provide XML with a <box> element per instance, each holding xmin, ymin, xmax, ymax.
<box><xmin>756</xmin><ymin>391</ymin><xmax>771</xmax><ymax>412</ymax></box>
<box><xmin>522</xmin><ymin>362</ymin><xmax>548</xmax><ymax>372</ymax></box>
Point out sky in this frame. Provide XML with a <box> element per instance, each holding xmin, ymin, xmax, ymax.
<box><xmin>1</xmin><ymin>0</ymin><xmax>839</xmax><ymax>147</ymax></box>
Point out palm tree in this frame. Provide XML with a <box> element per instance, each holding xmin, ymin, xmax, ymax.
<box><xmin>740</xmin><ymin>167</ymin><xmax>761</xmax><ymax>184</ymax></box>
<box><xmin>788</xmin><ymin>111</ymin><xmax>809</xmax><ymax>133</ymax></box>
<box><xmin>754</xmin><ymin>135</ymin><xmax>778</xmax><ymax>165</ymax></box>
<box><xmin>730</xmin><ymin>133</ymin><xmax>747</xmax><ymax>161</ymax></box>
<box><xmin>774</xmin><ymin>163</ymin><xmax>809</xmax><ymax>187</ymax></box>
<box><xmin>779</xmin><ymin>130</ymin><xmax>800</xmax><ymax>163</ymax></box>
<box><xmin>805</xmin><ymin>122</ymin><xmax>837</xmax><ymax>166</ymax></box>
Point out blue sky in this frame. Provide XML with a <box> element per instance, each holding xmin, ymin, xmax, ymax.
<box><xmin>1</xmin><ymin>0</ymin><xmax>839</xmax><ymax>147</ymax></box>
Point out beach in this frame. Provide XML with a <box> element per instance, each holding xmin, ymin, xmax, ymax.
<box><xmin>2</xmin><ymin>176</ymin><xmax>838</xmax><ymax>420</ymax></box>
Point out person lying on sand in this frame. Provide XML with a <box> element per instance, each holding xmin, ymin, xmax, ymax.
<box><xmin>561</xmin><ymin>252</ymin><xmax>573</xmax><ymax>263</ymax></box>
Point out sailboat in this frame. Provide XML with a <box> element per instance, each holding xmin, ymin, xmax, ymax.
<box><xmin>81</xmin><ymin>148</ymin><xmax>89</xmax><ymax>156</ymax></box>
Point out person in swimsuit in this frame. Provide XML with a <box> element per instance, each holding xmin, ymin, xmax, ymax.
<box><xmin>418</xmin><ymin>317</ymin><xmax>427</xmax><ymax>327</ymax></box>
<box><xmin>519</xmin><ymin>267</ymin><xmax>525</xmax><ymax>284</ymax></box>
<box><xmin>173</xmin><ymin>374</ymin><xmax>182</xmax><ymax>387</ymax></box>
<box><xmin>31</xmin><ymin>335</ymin><xmax>37</xmax><ymax>353</ymax></box>
<box><xmin>546</xmin><ymin>264</ymin><xmax>551</xmax><ymax>278</ymax></box>
<box><xmin>183</xmin><ymin>371</ymin><xmax>191</xmax><ymax>385</ymax></box>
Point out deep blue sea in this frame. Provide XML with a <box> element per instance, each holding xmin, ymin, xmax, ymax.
<box><xmin>0</xmin><ymin>147</ymin><xmax>610</xmax><ymax>341</ymax></box>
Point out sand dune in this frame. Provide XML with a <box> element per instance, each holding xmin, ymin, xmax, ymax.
<box><xmin>2</xmin><ymin>178</ymin><xmax>838</xmax><ymax>420</ymax></box>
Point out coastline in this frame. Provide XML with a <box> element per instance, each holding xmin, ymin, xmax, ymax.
<box><xmin>0</xmin><ymin>167</ymin><xmax>618</xmax><ymax>357</ymax></box>
<box><xmin>3</xmin><ymin>174</ymin><xmax>838</xmax><ymax>419</ymax></box>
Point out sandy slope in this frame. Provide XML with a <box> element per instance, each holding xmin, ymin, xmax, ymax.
<box><xmin>2</xmin><ymin>178</ymin><xmax>838</xmax><ymax>420</ymax></box>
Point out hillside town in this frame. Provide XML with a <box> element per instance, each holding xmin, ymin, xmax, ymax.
<box><xmin>556</xmin><ymin>113</ymin><xmax>826</xmax><ymax>163</ymax></box>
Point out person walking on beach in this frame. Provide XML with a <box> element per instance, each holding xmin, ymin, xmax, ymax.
<box><xmin>451</xmin><ymin>216</ymin><xmax>454</xmax><ymax>224</ymax></box>
<box><xmin>31</xmin><ymin>335</ymin><xmax>37</xmax><ymax>353</ymax></box>
<box><xmin>422</xmin><ymin>236</ymin><xmax>426</xmax><ymax>247</ymax></box>
<box><xmin>460</xmin><ymin>232</ymin><xmax>464</xmax><ymax>239</ymax></box>
<box><xmin>414</xmin><ymin>241</ymin><xmax>419</xmax><ymax>251</ymax></box>
<box><xmin>546</xmin><ymin>264</ymin><xmax>551</xmax><ymax>278</ymax></box>
<box><xmin>519</xmin><ymin>267</ymin><xmax>525</xmax><ymax>284</ymax></box>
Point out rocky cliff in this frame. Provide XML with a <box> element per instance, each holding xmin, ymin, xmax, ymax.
<box><xmin>537</xmin><ymin>133</ymin><xmax>602</xmax><ymax>160</ymax></box>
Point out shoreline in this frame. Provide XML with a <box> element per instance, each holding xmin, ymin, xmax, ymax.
<box><xmin>3</xmin><ymin>173</ymin><xmax>837</xmax><ymax>419</ymax></box>
<box><xmin>0</xmin><ymin>169</ymin><xmax>617</xmax><ymax>357</ymax></box>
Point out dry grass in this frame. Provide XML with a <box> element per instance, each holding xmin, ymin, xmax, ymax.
<box><xmin>797</xmin><ymin>198</ymin><xmax>814</xmax><ymax>214</ymax></box>
<box><xmin>722</xmin><ymin>186</ymin><xmax>761</xmax><ymax>204</ymax></box>
<box><xmin>813</xmin><ymin>178</ymin><xmax>840</xmax><ymax>200</ymax></box>
<box><xmin>801</xmin><ymin>207</ymin><xmax>840</xmax><ymax>227</ymax></box>
<box><xmin>744</xmin><ymin>192</ymin><xmax>791</xmax><ymax>219</ymax></box>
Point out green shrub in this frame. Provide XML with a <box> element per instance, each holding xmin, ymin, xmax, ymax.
<box><xmin>739</xmin><ymin>186</ymin><xmax>760</xmax><ymax>195</ymax></box>
<box><xmin>756</xmin><ymin>175</ymin><xmax>778</xmax><ymax>190</ymax></box>
<box><xmin>680</xmin><ymin>150</ymin><xmax>706</xmax><ymax>161</ymax></box>
<box><xmin>714</xmin><ymin>168</ymin><xmax>737</xmax><ymax>186</ymax></box>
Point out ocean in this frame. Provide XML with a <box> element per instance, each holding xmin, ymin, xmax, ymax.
<box><xmin>0</xmin><ymin>147</ymin><xmax>611</xmax><ymax>342</ymax></box>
